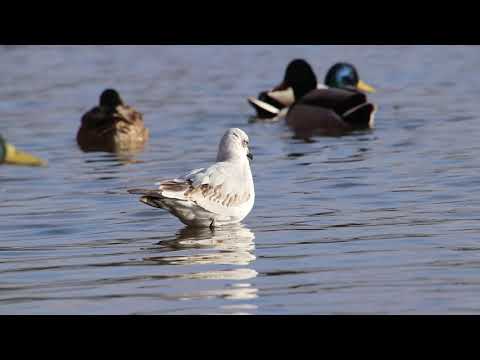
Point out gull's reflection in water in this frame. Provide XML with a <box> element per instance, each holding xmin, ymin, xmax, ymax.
<box><xmin>145</xmin><ymin>224</ymin><xmax>258</xmax><ymax>310</ymax></box>
<box><xmin>147</xmin><ymin>224</ymin><xmax>257</xmax><ymax>277</ymax></box>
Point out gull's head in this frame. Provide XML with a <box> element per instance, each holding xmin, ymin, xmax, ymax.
<box><xmin>217</xmin><ymin>128</ymin><xmax>252</xmax><ymax>162</ymax></box>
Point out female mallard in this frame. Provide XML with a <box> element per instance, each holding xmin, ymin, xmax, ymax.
<box><xmin>77</xmin><ymin>89</ymin><xmax>149</xmax><ymax>153</ymax></box>
<box><xmin>0</xmin><ymin>135</ymin><xmax>46</xmax><ymax>166</ymax></box>
<box><xmin>248</xmin><ymin>59</ymin><xmax>376</xmax><ymax>120</ymax></box>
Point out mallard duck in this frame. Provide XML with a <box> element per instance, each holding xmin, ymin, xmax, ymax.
<box><xmin>77</xmin><ymin>89</ymin><xmax>149</xmax><ymax>153</ymax></box>
<box><xmin>248</xmin><ymin>59</ymin><xmax>376</xmax><ymax>120</ymax></box>
<box><xmin>0</xmin><ymin>135</ymin><xmax>46</xmax><ymax>166</ymax></box>
<box><xmin>283</xmin><ymin>60</ymin><xmax>377</xmax><ymax>138</ymax></box>
<box><xmin>286</xmin><ymin>86</ymin><xmax>377</xmax><ymax>139</ymax></box>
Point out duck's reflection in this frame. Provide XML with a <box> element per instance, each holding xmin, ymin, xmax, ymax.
<box><xmin>113</xmin><ymin>149</ymin><xmax>146</xmax><ymax>165</ymax></box>
<box><xmin>144</xmin><ymin>224</ymin><xmax>258</xmax><ymax>303</ymax></box>
<box><xmin>83</xmin><ymin>148</ymin><xmax>146</xmax><ymax>166</ymax></box>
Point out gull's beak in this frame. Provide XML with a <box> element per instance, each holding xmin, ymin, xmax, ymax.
<box><xmin>357</xmin><ymin>80</ymin><xmax>376</xmax><ymax>94</ymax></box>
<box><xmin>4</xmin><ymin>142</ymin><xmax>47</xmax><ymax>167</ymax></box>
<box><xmin>247</xmin><ymin>152</ymin><xmax>253</xmax><ymax>161</ymax></box>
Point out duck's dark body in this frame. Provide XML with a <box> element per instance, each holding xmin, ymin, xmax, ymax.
<box><xmin>286</xmin><ymin>88</ymin><xmax>376</xmax><ymax>139</ymax></box>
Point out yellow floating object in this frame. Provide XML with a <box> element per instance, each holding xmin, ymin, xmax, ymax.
<box><xmin>3</xmin><ymin>142</ymin><xmax>47</xmax><ymax>167</ymax></box>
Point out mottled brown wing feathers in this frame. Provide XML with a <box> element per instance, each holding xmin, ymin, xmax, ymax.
<box><xmin>82</xmin><ymin>106</ymin><xmax>142</xmax><ymax>128</ymax></box>
<box><xmin>116</xmin><ymin>106</ymin><xmax>143</xmax><ymax>125</ymax></box>
<box><xmin>158</xmin><ymin>181</ymin><xmax>192</xmax><ymax>193</ymax></box>
<box><xmin>186</xmin><ymin>184</ymin><xmax>250</xmax><ymax>208</ymax></box>
<box><xmin>127</xmin><ymin>189</ymin><xmax>163</xmax><ymax>197</ymax></box>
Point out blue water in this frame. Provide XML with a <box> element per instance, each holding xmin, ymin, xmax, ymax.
<box><xmin>1</xmin><ymin>45</ymin><xmax>480</xmax><ymax>314</ymax></box>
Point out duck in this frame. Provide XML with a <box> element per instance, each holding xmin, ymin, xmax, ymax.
<box><xmin>77</xmin><ymin>89</ymin><xmax>149</xmax><ymax>153</ymax></box>
<box><xmin>248</xmin><ymin>59</ymin><xmax>376</xmax><ymax>120</ymax></box>
<box><xmin>0</xmin><ymin>134</ymin><xmax>46</xmax><ymax>166</ymax></box>
<box><xmin>284</xmin><ymin>60</ymin><xmax>377</xmax><ymax>139</ymax></box>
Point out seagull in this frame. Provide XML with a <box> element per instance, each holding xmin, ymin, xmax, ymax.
<box><xmin>128</xmin><ymin>128</ymin><xmax>255</xmax><ymax>229</ymax></box>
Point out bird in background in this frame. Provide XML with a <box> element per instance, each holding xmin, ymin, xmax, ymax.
<box><xmin>77</xmin><ymin>89</ymin><xmax>149</xmax><ymax>153</ymax></box>
<box><xmin>248</xmin><ymin>60</ymin><xmax>376</xmax><ymax>120</ymax></box>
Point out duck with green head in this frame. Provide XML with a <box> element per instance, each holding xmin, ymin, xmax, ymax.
<box><xmin>77</xmin><ymin>89</ymin><xmax>149</xmax><ymax>153</ymax></box>
<box><xmin>248</xmin><ymin>59</ymin><xmax>376</xmax><ymax>119</ymax></box>
<box><xmin>284</xmin><ymin>60</ymin><xmax>377</xmax><ymax>139</ymax></box>
<box><xmin>324</xmin><ymin>62</ymin><xmax>376</xmax><ymax>93</ymax></box>
<box><xmin>0</xmin><ymin>135</ymin><xmax>46</xmax><ymax>166</ymax></box>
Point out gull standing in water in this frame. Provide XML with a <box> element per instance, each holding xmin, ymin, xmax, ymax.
<box><xmin>128</xmin><ymin>128</ymin><xmax>255</xmax><ymax>229</ymax></box>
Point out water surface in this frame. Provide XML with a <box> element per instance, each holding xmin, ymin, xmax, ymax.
<box><xmin>1</xmin><ymin>45</ymin><xmax>480</xmax><ymax>314</ymax></box>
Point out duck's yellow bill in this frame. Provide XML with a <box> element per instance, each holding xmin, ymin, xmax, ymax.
<box><xmin>357</xmin><ymin>80</ymin><xmax>376</xmax><ymax>94</ymax></box>
<box><xmin>4</xmin><ymin>143</ymin><xmax>47</xmax><ymax>167</ymax></box>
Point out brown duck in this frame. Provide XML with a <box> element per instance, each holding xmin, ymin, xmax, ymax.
<box><xmin>77</xmin><ymin>89</ymin><xmax>149</xmax><ymax>153</ymax></box>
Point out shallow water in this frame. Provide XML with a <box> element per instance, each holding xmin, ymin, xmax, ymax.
<box><xmin>1</xmin><ymin>45</ymin><xmax>480</xmax><ymax>314</ymax></box>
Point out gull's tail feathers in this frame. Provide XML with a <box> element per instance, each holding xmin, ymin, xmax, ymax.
<box><xmin>128</xmin><ymin>179</ymin><xmax>194</xmax><ymax>210</ymax></box>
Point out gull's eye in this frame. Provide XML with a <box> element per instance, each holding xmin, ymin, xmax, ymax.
<box><xmin>243</xmin><ymin>140</ymin><xmax>249</xmax><ymax>147</ymax></box>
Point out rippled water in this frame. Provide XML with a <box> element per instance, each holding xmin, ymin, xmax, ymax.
<box><xmin>2</xmin><ymin>45</ymin><xmax>480</xmax><ymax>314</ymax></box>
